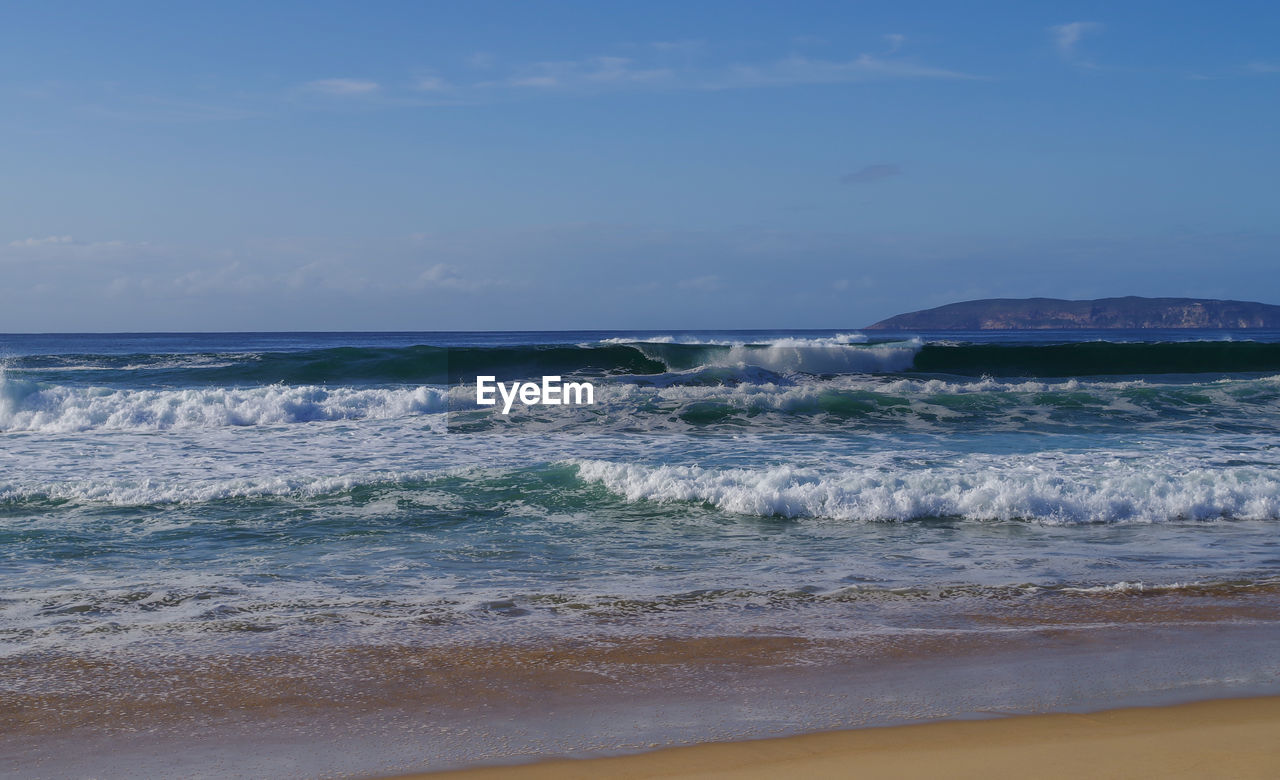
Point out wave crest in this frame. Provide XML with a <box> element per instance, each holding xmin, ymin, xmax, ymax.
<box><xmin>572</xmin><ymin>458</ymin><xmax>1280</xmax><ymax>524</ymax></box>
<box><xmin>0</xmin><ymin>376</ymin><xmax>446</xmax><ymax>432</ymax></box>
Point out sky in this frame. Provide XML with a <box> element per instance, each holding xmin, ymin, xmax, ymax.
<box><xmin>1</xmin><ymin>0</ymin><xmax>1277</xmax><ymax>331</ymax></box>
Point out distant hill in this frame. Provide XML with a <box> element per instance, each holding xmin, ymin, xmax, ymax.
<box><xmin>866</xmin><ymin>297</ymin><xmax>1280</xmax><ymax>330</ymax></box>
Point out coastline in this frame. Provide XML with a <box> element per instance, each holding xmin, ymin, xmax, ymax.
<box><xmin>6</xmin><ymin>330</ymin><xmax>1280</xmax><ymax>778</ymax></box>
<box><xmin>406</xmin><ymin>696</ymin><xmax>1280</xmax><ymax>779</ymax></box>
<box><xmin>6</xmin><ymin>617</ymin><xmax>1280</xmax><ymax>778</ymax></box>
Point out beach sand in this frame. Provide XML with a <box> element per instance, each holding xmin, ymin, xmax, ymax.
<box><xmin>407</xmin><ymin>696</ymin><xmax>1280</xmax><ymax>779</ymax></box>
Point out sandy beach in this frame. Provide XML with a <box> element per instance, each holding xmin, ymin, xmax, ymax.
<box><xmin>7</xmin><ymin>618</ymin><xmax>1280</xmax><ymax>778</ymax></box>
<box><xmin>410</xmin><ymin>696</ymin><xmax>1280</xmax><ymax>780</ymax></box>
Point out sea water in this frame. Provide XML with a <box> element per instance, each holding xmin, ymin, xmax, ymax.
<box><xmin>3</xmin><ymin>330</ymin><xmax>1280</xmax><ymax>773</ymax></box>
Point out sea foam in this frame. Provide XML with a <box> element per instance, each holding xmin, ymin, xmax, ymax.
<box><xmin>633</xmin><ymin>339</ymin><xmax>920</xmax><ymax>375</ymax></box>
<box><xmin>0</xmin><ymin>375</ymin><xmax>447</xmax><ymax>432</ymax></box>
<box><xmin>572</xmin><ymin>457</ymin><xmax>1280</xmax><ymax>524</ymax></box>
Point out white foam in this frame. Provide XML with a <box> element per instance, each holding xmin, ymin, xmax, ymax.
<box><xmin>0</xmin><ymin>375</ymin><xmax>447</xmax><ymax>432</ymax></box>
<box><xmin>0</xmin><ymin>470</ymin><xmax>451</xmax><ymax>507</ymax></box>
<box><xmin>600</xmin><ymin>333</ymin><xmax>869</xmax><ymax>346</ymax></box>
<box><xmin>550</xmin><ymin>372</ymin><xmax>1278</xmax><ymax>431</ymax></box>
<box><xmin>572</xmin><ymin>456</ymin><xmax>1280</xmax><ymax>524</ymax></box>
<box><xmin>629</xmin><ymin>339</ymin><xmax>921</xmax><ymax>375</ymax></box>
<box><xmin>597</xmin><ymin>334</ymin><xmax>911</xmax><ymax>375</ymax></box>
<box><xmin>1060</xmin><ymin>581</ymin><xmax>1164</xmax><ymax>594</ymax></box>
<box><xmin>710</xmin><ymin>341</ymin><xmax>917</xmax><ymax>374</ymax></box>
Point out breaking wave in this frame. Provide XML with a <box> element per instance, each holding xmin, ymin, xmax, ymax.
<box><xmin>572</xmin><ymin>458</ymin><xmax>1280</xmax><ymax>524</ymax></box>
<box><xmin>7</xmin><ymin>338</ymin><xmax>1280</xmax><ymax>391</ymax></box>
<box><xmin>0</xmin><ymin>377</ymin><xmax>447</xmax><ymax>432</ymax></box>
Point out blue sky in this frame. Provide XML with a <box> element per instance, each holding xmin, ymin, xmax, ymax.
<box><xmin>1</xmin><ymin>1</ymin><xmax>1277</xmax><ymax>331</ymax></box>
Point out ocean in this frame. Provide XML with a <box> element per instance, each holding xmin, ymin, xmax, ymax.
<box><xmin>4</xmin><ymin>329</ymin><xmax>1280</xmax><ymax>775</ymax></box>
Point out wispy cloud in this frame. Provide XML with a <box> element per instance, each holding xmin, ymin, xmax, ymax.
<box><xmin>1183</xmin><ymin>61</ymin><xmax>1280</xmax><ymax>81</ymax></box>
<box><xmin>28</xmin><ymin>81</ymin><xmax>259</xmax><ymax>123</ymax></box>
<box><xmin>508</xmin><ymin>75</ymin><xmax>560</xmax><ymax>89</ymax></box>
<box><xmin>841</xmin><ymin>164</ymin><xmax>902</xmax><ymax>184</ymax></box>
<box><xmin>416</xmin><ymin>262</ymin><xmax>470</xmax><ymax>289</ymax></box>
<box><xmin>676</xmin><ymin>274</ymin><xmax>723</xmax><ymax>292</ymax></box>
<box><xmin>305</xmin><ymin>78</ymin><xmax>381</xmax><ymax>96</ymax></box>
<box><xmin>415</xmin><ymin>75</ymin><xmax>451</xmax><ymax>91</ymax></box>
<box><xmin>76</xmin><ymin>40</ymin><xmax>977</xmax><ymax>124</ymax></box>
<box><xmin>499</xmin><ymin>56</ymin><xmax>675</xmax><ymax>91</ymax></box>
<box><xmin>466</xmin><ymin>52</ymin><xmax>497</xmax><ymax>70</ymax></box>
<box><xmin>415</xmin><ymin>262</ymin><xmax>507</xmax><ymax>292</ymax></box>
<box><xmin>5</xmin><ymin>235</ymin><xmax>145</xmax><ymax>256</ymax></box>
<box><xmin>650</xmin><ymin>40</ymin><xmax>704</xmax><ymax>53</ymax></box>
<box><xmin>9</xmin><ymin>235</ymin><xmax>74</xmax><ymax>247</ymax></box>
<box><xmin>1051</xmin><ymin>22</ymin><xmax>1103</xmax><ymax>64</ymax></box>
<box><xmin>715</xmin><ymin>54</ymin><xmax>974</xmax><ymax>89</ymax></box>
<box><xmin>301</xmin><ymin>44</ymin><xmax>977</xmax><ymax>104</ymax></box>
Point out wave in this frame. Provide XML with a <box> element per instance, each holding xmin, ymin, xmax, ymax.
<box><xmin>0</xmin><ymin>339</ymin><xmax>919</xmax><ymax>385</ymax></box>
<box><xmin>0</xmin><ymin>377</ymin><xmax>447</xmax><ymax>432</ymax></box>
<box><xmin>4</xmin><ymin>346</ymin><xmax>454</xmax><ymax>386</ymax></box>
<box><xmin>6</xmin><ymin>369</ymin><xmax>1278</xmax><ymax>433</ymax></box>
<box><xmin>914</xmin><ymin>340</ymin><xmax>1280</xmax><ymax>376</ymax></box>
<box><xmin>0</xmin><ymin>470</ymin><xmax>459</xmax><ymax>506</ymax></box>
<box><xmin>599</xmin><ymin>332</ymin><xmax>871</xmax><ymax>346</ymax></box>
<box><xmin>646</xmin><ymin>373</ymin><xmax>1278</xmax><ymax>417</ymax></box>
<box><xmin>442</xmin><ymin>373</ymin><xmax>1280</xmax><ymax>434</ymax></box>
<box><xmin>571</xmin><ymin>458</ymin><xmax>1280</xmax><ymax>524</ymax></box>
<box><xmin>631</xmin><ymin>340</ymin><xmax>920</xmax><ymax>375</ymax></box>
<box><xmin>8</xmin><ymin>338</ymin><xmax>1280</xmax><ymax>388</ymax></box>
<box><xmin>15</xmin><ymin>449</ymin><xmax>1280</xmax><ymax>523</ymax></box>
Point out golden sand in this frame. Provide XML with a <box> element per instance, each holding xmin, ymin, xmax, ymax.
<box><xmin>406</xmin><ymin>696</ymin><xmax>1280</xmax><ymax>779</ymax></box>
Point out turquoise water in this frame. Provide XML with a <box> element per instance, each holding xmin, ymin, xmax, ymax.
<box><xmin>3</xmin><ymin>330</ymin><xmax>1280</xmax><ymax>655</ymax></box>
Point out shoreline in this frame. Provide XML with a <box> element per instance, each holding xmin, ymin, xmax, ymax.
<box><xmin>8</xmin><ymin>619</ymin><xmax>1280</xmax><ymax>777</ymax></box>
<box><xmin>405</xmin><ymin>696</ymin><xmax>1280</xmax><ymax>779</ymax></box>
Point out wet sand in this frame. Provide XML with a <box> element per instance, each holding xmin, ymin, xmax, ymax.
<box><xmin>5</xmin><ymin>593</ymin><xmax>1280</xmax><ymax>777</ymax></box>
<box><xmin>411</xmin><ymin>696</ymin><xmax>1280</xmax><ymax>779</ymax></box>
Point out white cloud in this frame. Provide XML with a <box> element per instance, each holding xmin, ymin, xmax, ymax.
<box><xmin>1051</xmin><ymin>22</ymin><xmax>1102</xmax><ymax>59</ymax></box>
<box><xmin>22</xmin><ymin>39</ymin><xmax>979</xmax><ymax>128</ymax></box>
<box><xmin>304</xmin><ymin>78</ymin><xmax>381</xmax><ymax>96</ymax></box>
<box><xmin>4</xmin><ymin>236</ymin><xmax>141</xmax><ymax>258</ymax></box>
<box><xmin>508</xmin><ymin>75</ymin><xmax>560</xmax><ymax>89</ymax></box>
<box><xmin>9</xmin><ymin>235</ymin><xmax>74</xmax><ymax>247</ymax></box>
<box><xmin>650</xmin><ymin>39</ymin><xmax>705</xmax><ymax>54</ymax></box>
<box><xmin>81</xmin><ymin>41</ymin><xmax>977</xmax><ymax>125</ymax></box>
<box><xmin>504</xmin><ymin>57</ymin><xmax>675</xmax><ymax>91</ymax></box>
<box><xmin>677</xmin><ymin>274</ymin><xmax>723</xmax><ymax>292</ymax></box>
<box><xmin>585</xmin><ymin>56</ymin><xmax>672</xmax><ymax>84</ymax></box>
<box><xmin>466</xmin><ymin>45</ymin><xmax>975</xmax><ymax>97</ymax></box>
<box><xmin>466</xmin><ymin>52</ymin><xmax>497</xmax><ymax>70</ymax></box>
<box><xmin>715</xmin><ymin>54</ymin><xmax>975</xmax><ymax>89</ymax></box>
<box><xmin>1246</xmin><ymin>61</ymin><xmax>1280</xmax><ymax>74</ymax></box>
<box><xmin>417</xmin><ymin>262</ymin><xmax>460</xmax><ymax>285</ymax></box>
<box><xmin>415</xmin><ymin>262</ymin><xmax>501</xmax><ymax>292</ymax></box>
<box><xmin>415</xmin><ymin>75</ymin><xmax>450</xmax><ymax>91</ymax></box>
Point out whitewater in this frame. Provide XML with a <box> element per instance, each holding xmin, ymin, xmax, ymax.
<box><xmin>3</xmin><ymin>328</ymin><xmax>1280</xmax><ymax>657</ymax></box>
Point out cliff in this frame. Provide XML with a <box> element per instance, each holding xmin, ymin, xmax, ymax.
<box><xmin>866</xmin><ymin>296</ymin><xmax>1280</xmax><ymax>330</ymax></box>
